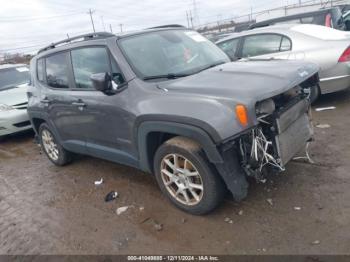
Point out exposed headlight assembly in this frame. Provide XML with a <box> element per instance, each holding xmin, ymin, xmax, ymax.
<box><xmin>0</xmin><ymin>104</ymin><xmax>14</xmax><ymax>112</ymax></box>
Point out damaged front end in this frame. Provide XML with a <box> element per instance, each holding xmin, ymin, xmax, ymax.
<box><xmin>215</xmin><ymin>73</ymin><xmax>319</xmax><ymax>201</ymax></box>
<box><xmin>239</xmin><ymin>74</ymin><xmax>318</xmax><ymax>182</ymax></box>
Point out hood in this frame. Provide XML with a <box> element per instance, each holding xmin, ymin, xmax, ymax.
<box><xmin>158</xmin><ymin>60</ymin><xmax>319</xmax><ymax>104</ymax></box>
<box><xmin>0</xmin><ymin>83</ymin><xmax>29</xmax><ymax>106</ymax></box>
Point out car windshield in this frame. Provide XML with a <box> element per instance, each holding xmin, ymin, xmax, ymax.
<box><xmin>118</xmin><ymin>29</ymin><xmax>230</xmax><ymax>80</ymax></box>
<box><xmin>0</xmin><ymin>66</ymin><xmax>30</xmax><ymax>91</ymax></box>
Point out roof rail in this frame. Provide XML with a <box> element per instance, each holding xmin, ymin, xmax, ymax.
<box><xmin>38</xmin><ymin>32</ymin><xmax>114</xmax><ymax>54</ymax></box>
<box><xmin>147</xmin><ymin>24</ymin><xmax>186</xmax><ymax>29</ymax></box>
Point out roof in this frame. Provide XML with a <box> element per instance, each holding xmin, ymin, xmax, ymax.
<box><xmin>216</xmin><ymin>23</ymin><xmax>350</xmax><ymax>44</ymax></box>
<box><xmin>0</xmin><ymin>64</ymin><xmax>27</xmax><ymax>70</ymax></box>
<box><xmin>216</xmin><ymin>24</ymin><xmax>297</xmax><ymax>43</ymax></box>
<box><xmin>250</xmin><ymin>7</ymin><xmax>339</xmax><ymax>29</ymax></box>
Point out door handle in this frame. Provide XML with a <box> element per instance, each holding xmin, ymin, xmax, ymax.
<box><xmin>72</xmin><ymin>101</ymin><xmax>86</xmax><ymax>107</ymax></box>
<box><xmin>41</xmin><ymin>98</ymin><xmax>51</xmax><ymax>105</ymax></box>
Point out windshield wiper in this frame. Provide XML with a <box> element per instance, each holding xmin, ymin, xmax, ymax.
<box><xmin>143</xmin><ymin>73</ymin><xmax>190</xmax><ymax>81</ymax></box>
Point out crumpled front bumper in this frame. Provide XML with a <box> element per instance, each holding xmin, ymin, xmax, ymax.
<box><xmin>0</xmin><ymin>109</ymin><xmax>32</xmax><ymax>136</ymax></box>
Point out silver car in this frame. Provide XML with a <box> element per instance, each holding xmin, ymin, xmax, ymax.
<box><xmin>216</xmin><ymin>24</ymin><xmax>350</xmax><ymax>98</ymax></box>
<box><xmin>0</xmin><ymin>64</ymin><xmax>31</xmax><ymax>137</ymax></box>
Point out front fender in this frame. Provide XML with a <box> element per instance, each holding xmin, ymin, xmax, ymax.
<box><xmin>136</xmin><ymin>120</ymin><xmax>224</xmax><ymax>173</ymax></box>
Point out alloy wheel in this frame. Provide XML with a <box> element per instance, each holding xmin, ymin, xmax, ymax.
<box><xmin>160</xmin><ymin>153</ymin><xmax>204</xmax><ymax>206</ymax></box>
<box><xmin>41</xmin><ymin>129</ymin><xmax>59</xmax><ymax>161</ymax></box>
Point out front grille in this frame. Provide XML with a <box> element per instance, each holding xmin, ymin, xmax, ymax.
<box><xmin>13</xmin><ymin>121</ymin><xmax>31</xmax><ymax>128</ymax></box>
<box><xmin>12</xmin><ymin>102</ymin><xmax>28</xmax><ymax>110</ymax></box>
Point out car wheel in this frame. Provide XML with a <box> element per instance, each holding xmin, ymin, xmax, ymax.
<box><xmin>154</xmin><ymin>136</ymin><xmax>225</xmax><ymax>215</ymax></box>
<box><xmin>39</xmin><ymin>123</ymin><xmax>72</xmax><ymax>166</ymax></box>
<box><xmin>310</xmin><ymin>85</ymin><xmax>320</xmax><ymax>104</ymax></box>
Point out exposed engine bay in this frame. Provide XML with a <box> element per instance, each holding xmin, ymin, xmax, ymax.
<box><xmin>238</xmin><ymin>74</ymin><xmax>319</xmax><ymax>182</ymax></box>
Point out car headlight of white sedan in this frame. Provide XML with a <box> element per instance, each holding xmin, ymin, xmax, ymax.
<box><xmin>0</xmin><ymin>103</ymin><xmax>14</xmax><ymax>112</ymax></box>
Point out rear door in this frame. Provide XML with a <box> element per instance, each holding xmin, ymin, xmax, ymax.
<box><xmin>40</xmin><ymin>51</ymin><xmax>87</xmax><ymax>154</ymax></box>
<box><xmin>238</xmin><ymin>33</ymin><xmax>292</xmax><ymax>59</ymax></box>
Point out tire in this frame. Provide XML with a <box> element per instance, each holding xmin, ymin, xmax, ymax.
<box><xmin>39</xmin><ymin>123</ymin><xmax>72</xmax><ymax>166</ymax></box>
<box><xmin>309</xmin><ymin>85</ymin><xmax>321</xmax><ymax>104</ymax></box>
<box><xmin>153</xmin><ymin>136</ymin><xmax>225</xmax><ymax>215</ymax></box>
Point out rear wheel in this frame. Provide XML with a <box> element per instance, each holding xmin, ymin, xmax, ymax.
<box><xmin>39</xmin><ymin>123</ymin><xmax>72</xmax><ymax>166</ymax></box>
<box><xmin>154</xmin><ymin>136</ymin><xmax>225</xmax><ymax>215</ymax></box>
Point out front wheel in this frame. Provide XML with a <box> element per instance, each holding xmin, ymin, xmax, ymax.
<box><xmin>153</xmin><ymin>136</ymin><xmax>225</xmax><ymax>215</ymax></box>
<box><xmin>39</xmin><ymin>123</ymin><xmax>72</xmax><ymax>166</ymax></box>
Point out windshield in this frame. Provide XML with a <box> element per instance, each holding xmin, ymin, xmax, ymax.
<box><xmin>0</xmin><ymin>66</ymin><xmax>30</xmax><ymax>91</ymax></box>
<box><xmin>118</xmin><ymin>30</ymin><xmax>230</xmax><ymax>79</ymax></box>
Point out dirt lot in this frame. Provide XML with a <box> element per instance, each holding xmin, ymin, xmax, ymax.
<box><xmin>1</xmin><ymin>90</ymin><xmax>350</xmax><ymax>255</ymax></box>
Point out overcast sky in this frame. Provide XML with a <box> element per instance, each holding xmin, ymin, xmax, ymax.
<box><xmin>0</xmin><ymin>0</ymin><xmax>302</xmax><ymax>55</ymax></box>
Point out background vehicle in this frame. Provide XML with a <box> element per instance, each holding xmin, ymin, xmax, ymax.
<box><xmin>216</xmin><ymin>24</ymin><xmax>350</xmax><ymax>99</ymax></box>
<box><xmin>0</xmin><ymin>64</ymin><xmax>31</xmax><ymax>137</ymax></box>
<box><xmin>28</xmin><ymin>28</ymin><xmax>318</xmax><ymax>215</ymax></box>
<box><xmin>250</xmin><ymin>7</ymin><xmax>346</xmax><ymax>31</ymax></box>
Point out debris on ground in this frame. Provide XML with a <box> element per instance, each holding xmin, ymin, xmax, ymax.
<box><xmin>154</xmin><ymin>222</ymin><xmax>163</xmax><ymax>231</ymax></box>
<box><xmin>94</xmin><ymin>178</ymin><xmax>103</xmax><ymax>185</ymax></box>
<box><xmin>312</xmin><ymin>240</ymin><xmax>321</xmax><ymax>245</ymax></box>
<box><xmin>139</xmin><ymin>206</ymin><xmax>145</xmax><ymax>211</ymax></box>
<box><xmin>315</xmin><ymin>106</ymin><xmax>336</xmax><ymax>112</ymax></box>
<box><xmin>294</xmin><ymin>207</ymin><xmax>302</xmax><ymax>211</ymax></box>
<box><xmin>316</xmin><ymin>124</ymin><xmax>331</xmax><ymax>129</ymax></box>
<box><xmin>105</xmin><ymin>191</ymin><xmax>118</xmax><ymax>202</ymax></box>
<box><xmin>224</xmin><ymin>217</ymin><xmax>233</xmax><ymax>224</ymax></box>
<box><xmin>266</xmin><ymin>198</ymin><xmax>274</xmax><ymax>206</ymax></box>
<box><xmin>181</xmin><ymin>218</ymin><xmax>187</xmax><ymax>223</ymax></box>
<box><xmin>238</xmin><ymin>210</ymin><xmax>244</xmax><ymax>216</ymax></box>
<box><xmin>116</xmin><ymin>206</ymin><xmax>129</xmax><ymax>215</ymax></box>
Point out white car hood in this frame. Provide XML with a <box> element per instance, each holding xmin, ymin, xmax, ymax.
<box><xmin>0</xmin><ymin>84</ymin><xmax>28</xmax><ymax>106</ymax></box>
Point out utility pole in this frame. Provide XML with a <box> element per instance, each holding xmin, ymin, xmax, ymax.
<box><xmin>186</xmin><ymin>11</ymin><xmax>190</xmax><ymax>28</ymax></box>
<box><xmin>299</xmin><ymin>0</ymin><xmax>302</xmax><ymax>6</ymax></box>
<box><xmin>88</xmin><ymin>9</ymin><xmax>96</xmax><ymax>32</ymax></box>
<box><xmin>119</xmin><ymin>23</ymin><xmax>123</xmax><ymax>33</ymax></box>
<box><xmin>100</xmin><ymin>16</ymin><xmax>106</xmax><ymax>31</ymax></box>
<box><xmin>109</xmin><ymin>24</ymin><xmax>113</xmax><ymax>33</ymax></box>
<box><xmin>189</xmin><ymin>10</ymin><xmax>194</xmax><ymax>28</ymax></box>
<box><xmin>192</xmin><ymin>0</ymin><xmax>200</xmax><ymax>26</ymax></box>
<box><xmin>250</xmin><ymin>6</ymin><xmax>253</xmax><ymax>21</ymax></box>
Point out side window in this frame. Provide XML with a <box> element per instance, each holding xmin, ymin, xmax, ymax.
<box><xmin>37</xmin><ymin>58</ymin><xmax>44</xmax><ymax>82</ymax></box>
<box><xmin>280</xmin><ymin>37</ymin><xmax>292</xmax><ymax>52</ymax></box>
<box><xmin>217</xmin><ymin>38</ymin><xmax>240</xmax><ymax>60</ymax></box>
<box><xmin>242</xmin><ymin>34</ymin><xmax>283</xmax><ymax>58</ymax></box>
<box><xmin>71</xmin><ymin>47</ymin><xmax>110</xmax><ymax>89</ymax></box>
<box><xmin>46</xmin><ymin>52</ymin><xmax>70</xmax><ymax>89</ymax></box>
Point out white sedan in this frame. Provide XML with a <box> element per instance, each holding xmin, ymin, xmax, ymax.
<box><xmin>0</xmin><ymin>64</ymin><xmax>32</xmax><ymax>137</ymax></box>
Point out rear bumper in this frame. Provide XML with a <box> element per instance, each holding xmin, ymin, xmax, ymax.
<box><xmin>0</xmin><ymin>110</ymin><xmax>32</xmax><ymax>136</ymax></box>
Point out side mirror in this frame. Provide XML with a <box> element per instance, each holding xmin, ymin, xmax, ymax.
<box><xmin>90</xmin><ymin>73</ymin><xmax>111</xmax><ymax>92</ymax></box>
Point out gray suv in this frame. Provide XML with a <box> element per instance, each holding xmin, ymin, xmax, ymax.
<box><xmin>28</xmin><ymin>27</ymin><xmax>319</xmax><ymax>214</ymax></box>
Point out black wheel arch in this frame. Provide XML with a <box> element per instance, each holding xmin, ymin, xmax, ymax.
<box><xmin>136</xmin><ymin>120</ymin><xmax>224</xmax><ymax>174</ymax></box>
<box><xmin>136</xmin><ymin>118</ymin><xmax>249</xmax><ymax>201</ymax></box>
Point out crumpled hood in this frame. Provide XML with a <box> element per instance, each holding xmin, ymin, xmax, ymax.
<box><xmin>159</xmin><ymin>60</ymin><xmax>319</xmax><ymax>104</ymax></box>
<box><xmin>0</xmin><ymin>84</ymin><xmax>29</xmax><ymax>106</ymax></box>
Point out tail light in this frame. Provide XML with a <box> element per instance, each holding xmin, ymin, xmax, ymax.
<box><xmin>325</xmin><ymin>13</ymin><xmax>332</xmax><ymax>27</ymax></box>
<box><xmin>338</xmin><ymin>46</ymin><xmax>350</xmax><ymax>62</ymax></box>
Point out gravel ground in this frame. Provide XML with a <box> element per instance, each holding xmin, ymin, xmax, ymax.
<box><xmin>0</xmin><ymin>90</ymin><xmax>350</xmax><ymax>255</ymax></box>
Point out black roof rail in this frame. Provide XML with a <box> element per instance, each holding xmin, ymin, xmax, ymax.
<box><xmin>38</xmin><ymin>32</ymin><xmax>115</xmax><ymax>54</ymax></box>
<box><xmin>147</xmin><ymin>24</ymin><xmax>186</xmax><ymax>29</ymax></box>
